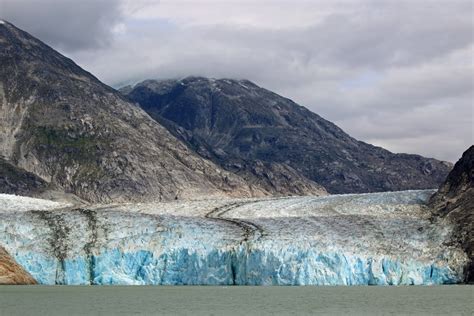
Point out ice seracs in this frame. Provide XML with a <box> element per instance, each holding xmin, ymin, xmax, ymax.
<box><xmin>0</xmin><ymin>191</ymin><xmax>467</xmax><ymax>285</ymax></box>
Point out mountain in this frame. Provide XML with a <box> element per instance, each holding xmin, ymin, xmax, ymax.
<box><xmin>122</xmin><ymin>77</ymin><xmax>452</xmax><ymax>194</ymax></box>
<box><xmin>429</xmin><ymin>146</ymin><xmax>474</xmax><ymax>283</ymax></box>
<box><xmin>0</xmin><ymin>21</ymin><xmax>265</xmax><ymax>203</ymax></box>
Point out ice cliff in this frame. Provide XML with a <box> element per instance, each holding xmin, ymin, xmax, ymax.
<box><xmin>0</xmin><ymin>191</ymin><xmax>467</xmax><ymax>285</ymax></box>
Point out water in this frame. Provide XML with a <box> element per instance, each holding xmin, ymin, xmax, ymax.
<box><xmin>0</xmin><ymin>286</ymin><xmax>472</xmax><ymax>315</ymax></box>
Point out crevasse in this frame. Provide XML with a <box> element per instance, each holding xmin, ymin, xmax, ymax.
<box><xmin>0</xmin><ymin>191</ymin><xmax>466</xmax><ymax>285</ymax></box>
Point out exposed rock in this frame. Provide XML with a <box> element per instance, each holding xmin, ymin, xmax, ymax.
<box><xmin>0</xmin><ymin>245</ymin><xmax>37</xmax><ymax>284</ymax></box>
<box><xmin>0</xmin><ymin>21</ymin><xmax>265</xmax><ymax>203</ymax></box>
<box><xmin>0</xmin><ymin>157</ymin><xmax>48</xmax><ymax>196</ymax></box>
<box><xmin>122</xmin><ymin>77</ymin><xmax>452</xmax><ymax>194</ymax></box>
<box><xmin>230</xmin><ymin>160</ymin><xmax>327</xmax><ymax>196</ymax></box>
<box><xmin>429</xmin><ymin>145</ymin><xmax>474</xmax><ymax>283</ymax></box>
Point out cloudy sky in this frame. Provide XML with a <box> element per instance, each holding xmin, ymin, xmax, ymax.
<box><xmin>1</xmin><ymin>0</ymin><xmax>472</xmax><ymax>162</ymax></box>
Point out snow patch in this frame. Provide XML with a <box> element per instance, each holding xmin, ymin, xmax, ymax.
<box><xmin>238</xmin><ymin>82</ymin><xmax>250</xmax><ymax>89</ymax></box>
<box><xmin>0</xmin><ymin>20</ymin><xmax>5</xmax><ymax>25</ymax></box>
<box><xmin>0</xmin><ymin>194</ymin><xmax>71</xmax><ymax>213</ymax></box>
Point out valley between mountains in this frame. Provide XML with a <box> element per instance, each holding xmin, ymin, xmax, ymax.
<box><xmin>0</xmin><ymin>20</ymin><xmax>472</xmax><ymax>285</ymax></box>
<box><xmin>0</xmin><ymin>20</ymin><xmax>451</xmax><ymax>202</ymax></box>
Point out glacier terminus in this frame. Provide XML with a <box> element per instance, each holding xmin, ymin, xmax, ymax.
<box><xmin>0</xmin><ymin>190</ymin><xmax>467</xmax><ymax>285</ymax></box>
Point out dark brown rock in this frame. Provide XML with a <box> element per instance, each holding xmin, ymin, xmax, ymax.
<box><xmin>429</xmin><ymin>145</ymin><xmax>474</xmax><ymax>283</ymax></box>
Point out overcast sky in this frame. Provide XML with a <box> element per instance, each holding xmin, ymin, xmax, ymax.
<box><xmin>1</xmin><ymin>0</ymin><xmax>472</xmax><ymax>162</ymax></box>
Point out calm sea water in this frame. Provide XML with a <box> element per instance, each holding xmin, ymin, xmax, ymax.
<box><xmin>0</xmin><ymin>286</ymin><xmax>472</xmax><ymax>315</ymax></box>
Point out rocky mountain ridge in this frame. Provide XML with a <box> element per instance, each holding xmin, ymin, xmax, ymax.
<box><xmin>122</xmin><ymin>77</ymin><xmax>452</xmax><ymax>194</ymax></box>
<box><xmin>0</xmin><ymin>20</ymin><xmax>453</xmax><ymax>202</ymax></box>
<box><xmin>0</xmin><ymin>21</ymin><xmax>268</xmax><ymax>203</ymax></box>
<box><xmin>429</xmin><ymin>145</ymin><xmax>474</xmax><ymax>283</ymax></box>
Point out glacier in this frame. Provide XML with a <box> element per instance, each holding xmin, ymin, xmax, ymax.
<box><xmin>0</xmin><ymin>191</ymin><xmax>467</xmax><ymax>285</ymax></box>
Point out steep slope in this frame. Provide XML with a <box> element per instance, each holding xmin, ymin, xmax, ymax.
<box><xmin>0</xmin><ymin>157</ymin><xmax>48</xmax><ymax>196</ymax></box>
<box><xmin>0</xmin><ymin>21</ymin><xmax>263</xmax><ymax>202</ymax></box>
<box><xmin>429</xmin><ymin>146</ymin><xmax>474</xmax><ymax>283</ymax></box>
<box><xmin>122</xmin><ymin>77</ymin><xmax>452</xmax><ymax>194</ymax></box>
<box><xmin>122</xmin><ymin>79</ymin><xmax>326</xmax><ymax>196</ymax></box>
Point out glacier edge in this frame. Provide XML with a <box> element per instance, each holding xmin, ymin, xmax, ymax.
<box><xmin>0</xmin><ymin>190</ymin><xmax>467</xmax><ymax>285</ymax></box>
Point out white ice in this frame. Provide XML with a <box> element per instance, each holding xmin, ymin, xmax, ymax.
<box><xmin>0</xmin><ymin>193</ymin><xmax>70</xmax><ymax>213</ymax></box>
<box><xmin>0</xmin><ymin>190</ymin><xmax>467</xmax><ymax>285</ymax></box>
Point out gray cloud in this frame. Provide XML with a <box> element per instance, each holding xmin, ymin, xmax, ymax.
<box><xmin>0</xmin><ymin>0</ymin><xmax>124</xmax><ymax>51</ymax></box>
<box><xmin>1</xmin><ymin>0</ymin><xmax>472</xmax><ymax>162</ymax></box>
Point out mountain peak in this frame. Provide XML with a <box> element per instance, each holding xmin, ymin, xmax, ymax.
<box><xmin>131</xmin><ymin>76</ymin><xmax>259</xmax><ymax>92</ymax></box>
<box><xmin>0</xmin><ymin>20</ymin><xmax>105</xmax><ymax>89</ymax></box>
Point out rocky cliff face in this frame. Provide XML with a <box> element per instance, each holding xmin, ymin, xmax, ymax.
<box><xmin>0</xmin><ymin>246</ymin><xmax>37</xmax><ymax>284</ymax></box>
<box><xmin>429</xmin><ymin>146</ymin><xmax>474</xmax><ymax>283</ymax></box>
<box><xmin>122</xmin><ymin>77</ymin><xmax>452</xmax><ymax>194</ymax></box>
<box><xmin>0</xmin><ymin>21</ymin><xmax>266</xmax><ymax>203</ymax></box>
<box><xmin>0</xmin><ymin>157</ymin><xmax>47</xmax><ymax>196</ymax></box>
